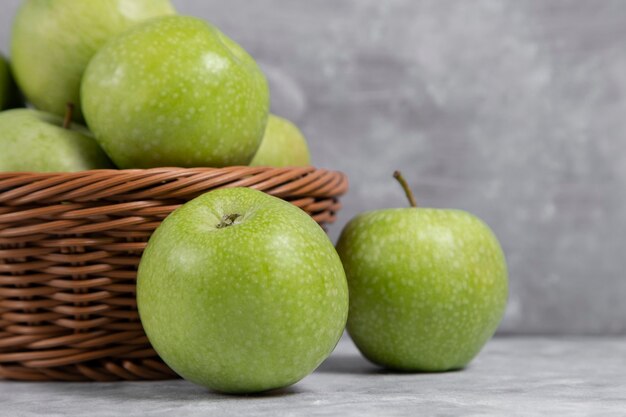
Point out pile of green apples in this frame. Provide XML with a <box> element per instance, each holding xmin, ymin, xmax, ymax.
<box><xmin>0</xmin><ymin>0</ymin><xmax>309</xmax><ymax>172</ymax></box>
<box><xmin>0</xmin><ymin>0</ymin><xmax>508</xmax><ymax>395</ymax></box>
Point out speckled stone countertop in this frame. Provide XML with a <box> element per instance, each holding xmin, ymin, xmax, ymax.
<box><xmin>1</xmin><ymin>336</ymin><xmax>624</xmax><ymax>417</ymax></box>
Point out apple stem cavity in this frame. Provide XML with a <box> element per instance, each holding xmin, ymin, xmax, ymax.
<box><xmin>393</xmin><ymin>170</ymin><xmax>418</xmax><ymax>208</ymax></box>
<box><xmin>216</xmin><ymin>213</ymin><xmax>242</xmax><ymax>229</ymax></box>
<box><xmin>63</xmin><ymin>102</ymin><xmax>74</xmax><ymax>129</ymax></box>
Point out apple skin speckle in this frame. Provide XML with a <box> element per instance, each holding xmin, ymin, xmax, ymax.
<box><xmin>137</xmin><ymin>188</ymin><xmax>348</xmax><ymax>394</ymax></box>
<box><xmin>336</xmin><ymin>208</ymin><xmax>508</xmax><ymax>372</ymax></box>
<box><xmin>81</xmin><ymin>15</ymin><xmax>269</xmax><ymax>169</ymax></box>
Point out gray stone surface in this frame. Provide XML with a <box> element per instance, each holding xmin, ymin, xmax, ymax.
<box><xmin>1</xmin><ymin>1</ymin><xmax>625</xmax><ymax>334</ymax></box>
<box><xmin>1</xmin><ymin>336</ymin><xmax>625</xmax><ymax>416</ymax></box>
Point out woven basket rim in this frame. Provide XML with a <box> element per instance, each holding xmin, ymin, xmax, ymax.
<box><xmin>0</xmin><ymin>166</ymin><xmax>349</xmax><ymax>205</ymax></box>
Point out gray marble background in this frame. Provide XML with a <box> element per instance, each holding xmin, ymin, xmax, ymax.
<box><xmin>1</xmin><ymin>1</ymin><xmax>624</xmax><ymax>335</ymax></box>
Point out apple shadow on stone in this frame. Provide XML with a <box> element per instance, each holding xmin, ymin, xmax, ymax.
<box><xmin>228</xmin><ymin>385</ymin><xmax>303</xmax><ymax>399</ymax></box>
<box><xmin>315</xmin><ymin>354</ymin><xmax>378</xmax><ymax>375</ymax></box>
<box><xmin>133</xmin><ymin>382</ymin><xmax>304</xmax><ymax>401</ymax></box>
<box><xmin>38</xmin><ymin>379</ymin><xmax>304</xmax><ymax>404</ymax></box>
<box><xmin>316</xmin><ymin>354</ymin><xmax>468</xmax><ymax>376</ymax></box>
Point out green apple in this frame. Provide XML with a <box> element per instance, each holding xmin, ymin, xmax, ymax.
<box><xmin>0</xmin><ymin>108</ymin><xmax>113</xmax><ymax>172</ymax></box>
<box><xmin>137</xmin><ymin>187</ymin><xmax>348</xmax><ymax>393</ymax></box>
<box><xmin>11</xmin><ymin>0</ymin><xmax>175</xmax><ymax>120</ymax></box>
<box><xmin>0</xmin><ymin>55</ymin><xmax>21</xmax><ymax>110</ymax></box>
<box><xmin>250</xmin><ymin>114</ymin><xmax>311</xmax><ymax>167</ymax></box>
<box><xmin>81</xmin><ymin>15</ymin><xmax>270</xmax><ymax>169</ymax></box>
<box><xmin>336</xmin><ymin>172</ymin><xmax>508</xmax><ymax>372</ymax></box>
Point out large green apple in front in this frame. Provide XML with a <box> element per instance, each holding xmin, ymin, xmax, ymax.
<box><xmin>82</xmin><ymin>15</ymin><xmax>270</xmax><ymax>169</ymax></box>
<box><xmin>336</xmin><ymin>172</ymin><xmax>508</xmax><ymax>371</ymax></box>
<box><xmin>137</xmin><ymin>188</ymin><xmax>348</xmax><ymax>393</ymax></box>
<box><xmin>0</xmin><ymin>108</ymin><xmax>113</xmax><ymax>172</ymax></box>
<box><xmin>11</xmin><ymin>0</ymin><xmax>175</xmax><ymax>120</ymax></box>
<box><xmin>250</xmin><ymin>114</ymin><xmax>311</xmax><ymax>167</ymax></box>
<box><xmin>0</xmin><ymin>55</ymin><xmax>21</xmax><ymax>110</ymax></box>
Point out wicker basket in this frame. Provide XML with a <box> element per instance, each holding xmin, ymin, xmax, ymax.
<box><xmin>0</xmin><ymin>166</ymin><xmax>348</xmax><ymax>381</ymax></box>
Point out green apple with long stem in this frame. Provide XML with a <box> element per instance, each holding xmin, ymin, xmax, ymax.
<box><xmin>81</xmin><ymin>15</ymin><xmax>269</xmax><ymax>169</ymax></box>
<box><xmin>336</xmin><ymin>171</ymin><xmax>508</xmax><ymax>371</ymax></box>
<box><xmin>0</xmin><ymin>106</ymin><xmax>113</xmax><ymax>172</ymax></box>
<box><xmin>137</xmin><ymin>187</ymin><xmax>348</xmax><ymax>393</ymax></box>
<box><xmin>250</xmin><ymin>114</ymin><xmax>311</xmax><ymax>167</ymax></box>
<box><xmin>0</xmin><ymin>55</ymin><xmax>21</xmax><ymax>110</ymax></box>
<box><xmin>11</xmin><ymin>0</ymin><xmax>175</xmax><ymax>120</ymax></box>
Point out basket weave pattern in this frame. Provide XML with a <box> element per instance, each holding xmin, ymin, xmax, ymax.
<box><xmin>0</xmin><ymin>167</ymin><xmax>347</xmax><ymax>381</ymax></box>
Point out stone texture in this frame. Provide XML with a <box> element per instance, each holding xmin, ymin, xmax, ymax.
<box><xmin>1</xmin><ymin>1</ymin><xmax>625</xmax><ymax>334</ymax></box>
<box><xmin>1</xmin><ymin>337</ymin><xmax>625</xmax><ymax>416</ymax></box>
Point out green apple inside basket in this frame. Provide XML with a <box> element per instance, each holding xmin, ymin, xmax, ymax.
<box><xmin>0</xmin><ymin>1</ymin><xmax>348</xmax><ymax>393</ymax></box>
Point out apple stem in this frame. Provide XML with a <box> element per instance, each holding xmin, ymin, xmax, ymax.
<box><xmin>216</xmin><ymin>213</ymin><xmax>242</xmax><ymax>229</ymax></box>
<box><xmin>393</xmin><ymin>170</ymin><xmax>417</xmax><ymax>208</ymax></box>
<box><xmin>63</xmin><ymin>102</ymin><xmax>74</xmax><ymax>129</ymax></box>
